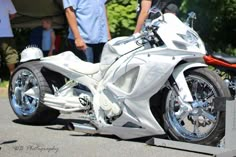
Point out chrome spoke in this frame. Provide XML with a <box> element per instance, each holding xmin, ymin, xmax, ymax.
<box><xmin>23</xmin><ymin>77</ymin><xmax>31</xmax><ymax>91</ymax></box>
<box><xmin>24</xmin><ymin>87</ymin><xmax>40</xmax><ymax>100</ymax></box>
<box><xmin>201</xmin><ymin>110</ymin><xmax>216</xmax><ymax>123</ymax></box>
<box><xmin>175</xmin><ymin>109</ymin><xmax>188</xmax><ymax>122</ymax></box>
<box><xmin>9</xmin><ymin>69</ymin><xmax>40</xmax><ymax>116</ymax></box>
<box><xmin>192</xmin><ymin>80</ymin><xmax>199</xmax><ymax>100</ymax></box>
<box><xmin>166</xmin><ymin>74</ymin><xmax>219</xmax><ymax>142</ymax></box>
<box><xmin>205</xmin><ymin>91</ymin><xmax>214</xmax><ymax>102</ymax></box>
<box><xmin>24</xmin><ymin>96</ymin><xmax>34</xmax><ymax>109</ymax></box>
<box><xmin>193</xmin><ymin>121</ymin><xmax>201</xmax><ymax>135</ymax></box>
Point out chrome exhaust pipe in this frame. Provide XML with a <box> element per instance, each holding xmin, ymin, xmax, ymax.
<box><xmin>67</xmin><ymin>122</ymin><xmax>98</xmax><ymax>134</ymax></box>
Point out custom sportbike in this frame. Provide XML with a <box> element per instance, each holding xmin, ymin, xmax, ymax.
<box><xmin>9</xmin><ymin>9</ymin><xmax>230</xmax><ymax>146</ymax></box>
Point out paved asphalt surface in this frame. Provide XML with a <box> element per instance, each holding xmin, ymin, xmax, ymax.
<box><xmin>0</xmin><ymin>97</ymin><xmax>211</xmax><ymax>157</ymax></box>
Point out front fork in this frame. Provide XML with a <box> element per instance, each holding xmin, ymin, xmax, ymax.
<box><xmin>167</xmin><ymin>79</ymin><xmax>193</xmax><ymax>114</ymax></box>
<box><xmin>169</xmin><ymin>63</ymin><xmax>209</xmax><ymax>115</ymax></box>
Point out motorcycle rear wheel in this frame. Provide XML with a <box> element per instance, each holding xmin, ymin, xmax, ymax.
<box><xmin>8</xmin><ymin>61</ymin><xmax>64</xmax><ymax>124</ymax></box>
<box><xmin>162</xmin><ymin>68</ymin><xmax>230</xmax><ymax>145</ymax></box>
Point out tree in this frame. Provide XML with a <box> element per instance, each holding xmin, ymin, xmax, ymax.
<box><xmin>180</xmin><ymin>0</ymin><xmax>236</xmax><ymax>54</ymax></box>
<box><xmin>106</xmin><ymin>0</ymin><xmax>137</xmax><ymax>37</ymax></box>
<box><xmin>107</xmin><ymin>0</ymin><xmax>235</xmax><ymax>54</ymax></box>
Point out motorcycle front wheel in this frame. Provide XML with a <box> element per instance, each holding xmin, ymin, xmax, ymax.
<box><xmin>162</xmin><ymin>68</ymin><xmax>230</xmax><ymax>145</ymax></box>
<box><xmin>8</xmin><ymin>61</ymin><xmax>64</xmax><ymax>124</ymax></box>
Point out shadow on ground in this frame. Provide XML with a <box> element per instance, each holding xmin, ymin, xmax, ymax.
<box><xmin>13</xmin><ymin>118</ymin><xmax>87</xmax><ymax>127</ymax></box>
<box><xmin>13</xmin><ymin>117</ymin><xmax>168</xmax><ymax>143</ymax></box>
<box><xmin>0</xmin><ymin>140</ymin><xmax>17</xmax><ymax>145</ymax></box>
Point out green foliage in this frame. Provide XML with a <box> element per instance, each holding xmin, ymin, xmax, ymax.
<box><xmin>0</xmin><ymin>80</ymin><xmax>9</xmax><ymax>88</ymax></box>
<box><xmin>107</xmin><ymin>0</ymin><xmax>235</xmax><ymax>54</ymax></box>
<box><xmin>10</xmin><ymin>0</ymin><xmax>236</xmax><ymax>56</ymax></box>
<box><xmin>106</xmin><ymin>0</ymin><xmax>137</xmax><ymax>37</ymax></box>
<box><xmin>180</xmin><ymin>0</ymin><xmax>236</xmax><ymax>54</ymax></box>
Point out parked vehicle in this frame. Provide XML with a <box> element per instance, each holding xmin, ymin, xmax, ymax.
<box><xmin>8</xmin><ymin>9</ymin><xmax>230</xmax><ymax>146</ymax></box>
<box><xmin>204</xmin><ymin>52</ymin><xmax>236</xmax><ymax>98</ymax></box>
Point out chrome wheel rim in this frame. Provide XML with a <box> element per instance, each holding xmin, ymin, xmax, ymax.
<box><xmin>166</xmin><ymin>75</ymin><xmax>219</xmax><ymax>141</ymax></box>
<box><xmin>10</xmin><ymin>69</ymin><xmax>40</xmax><ymax>116</ymax></box>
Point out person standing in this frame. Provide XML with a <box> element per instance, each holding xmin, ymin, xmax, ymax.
<box><xmin>41</xmin><ymin>17</ymin><xmax>56</xmax><ymax>57</ymax></box>
<box><xmin>135</xmin><ymin>0</ymin><xmax>180</xmax><ymax>33</ymax></box>
<box><xmin>63</xmin><ymin>0</ymin><xmax>111</xmax><ymax>63</ymax></box>
<box><xmin>0</xmin><ymin>0</ymin><xmax>19</xmax><ymax>75</ymax></box>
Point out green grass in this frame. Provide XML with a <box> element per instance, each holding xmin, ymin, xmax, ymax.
<box><xmin>0</xmin><ymin>80</ymin><xmax>9</xmax><ymax>88</ymax></box>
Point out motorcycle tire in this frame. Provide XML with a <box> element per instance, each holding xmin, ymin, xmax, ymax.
<box><xmin>8</xmin><ymin>61</ymin><xmax>64</xmax><ymax>124</ymax></box>
<box><xmin>162</xmin><ymin>68</ymin><xmax>230</xmax><ymax>145</ymax></box>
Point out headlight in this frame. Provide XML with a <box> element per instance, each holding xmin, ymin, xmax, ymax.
<box><xmin>178</xmin><ymin>30</ymin><xmax>199</xmax><ymax>46</ymax></box>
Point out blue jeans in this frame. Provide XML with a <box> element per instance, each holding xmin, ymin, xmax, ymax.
<box><xmin>85</xmin><ymin>46</ymin><xmax>94</xmax><ymax>63</ymax></box>
<box><xmin>68</xmin><ymin>39</ymin><xmax>105</xmax><ymax>63</ymax></box>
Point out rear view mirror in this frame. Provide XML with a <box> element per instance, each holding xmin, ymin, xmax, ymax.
<box><xmin>149</xmin><ymin>6</ymin><xmax>161</xmax><ymax>15</ymax></box>
<box><xmin>185</xmin><ymin>12</ymin><xmax>197</xmax><ymax>28</ymax></box>
<box><xmin>148</xmin><ymin>6</ymin><xmax>164</xmax><ymax>21</ymax></box>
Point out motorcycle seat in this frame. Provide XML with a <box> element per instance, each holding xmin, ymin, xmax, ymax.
<box><xmin>66</xmin><ymin>60</ymin><xmax>100</xmax><ymax>75</ymax></box>
<box><xmin>41</xmin><ymin>51</ymin><xmax>100</xmax><ymax>75</ymax></box>
<box><xmin>211</xmin><ymin>53</ymin><xmax>236</xmax><ymax>64</ymax></box>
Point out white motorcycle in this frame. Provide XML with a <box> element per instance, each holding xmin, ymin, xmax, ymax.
<box><xmin>9</xmin><ymin>10</ymin><xmax>230</xmax><ymax>145</ymax></box>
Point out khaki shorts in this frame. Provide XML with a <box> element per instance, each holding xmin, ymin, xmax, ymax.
<box><xmin>0</xmin><ymin>38</ymin><xmax>19</xmax><ymax>64</ymax></box>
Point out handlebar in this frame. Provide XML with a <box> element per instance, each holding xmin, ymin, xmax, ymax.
<box><xmin>113</xmin><ymin>15</ymin><xmax>163</xmax><ymax>46</ymax></box>
<box><xmin>113</xmin><ymin>32</ymin><xmax>150</xmax><ymax>46</ymax></box>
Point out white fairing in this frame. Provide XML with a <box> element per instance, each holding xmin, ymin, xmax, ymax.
<box><xmin>172</xmin><ymin>63</ymin><xmax>207</xmax><ymax>102</ymax></box>
<box><xmin>154</xmin><ymin>13</ymin><xmax>206</xmax><ymax>54</ymax></box>
<box><xmin>41</xmin><ymin>51</ymin><xmax>100</xmax><ymax>76</ymax></box>
<box><xmin>23</xmin><ymin>13</ymin><xmax>208</xmax><ymax>139</ymax></box>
